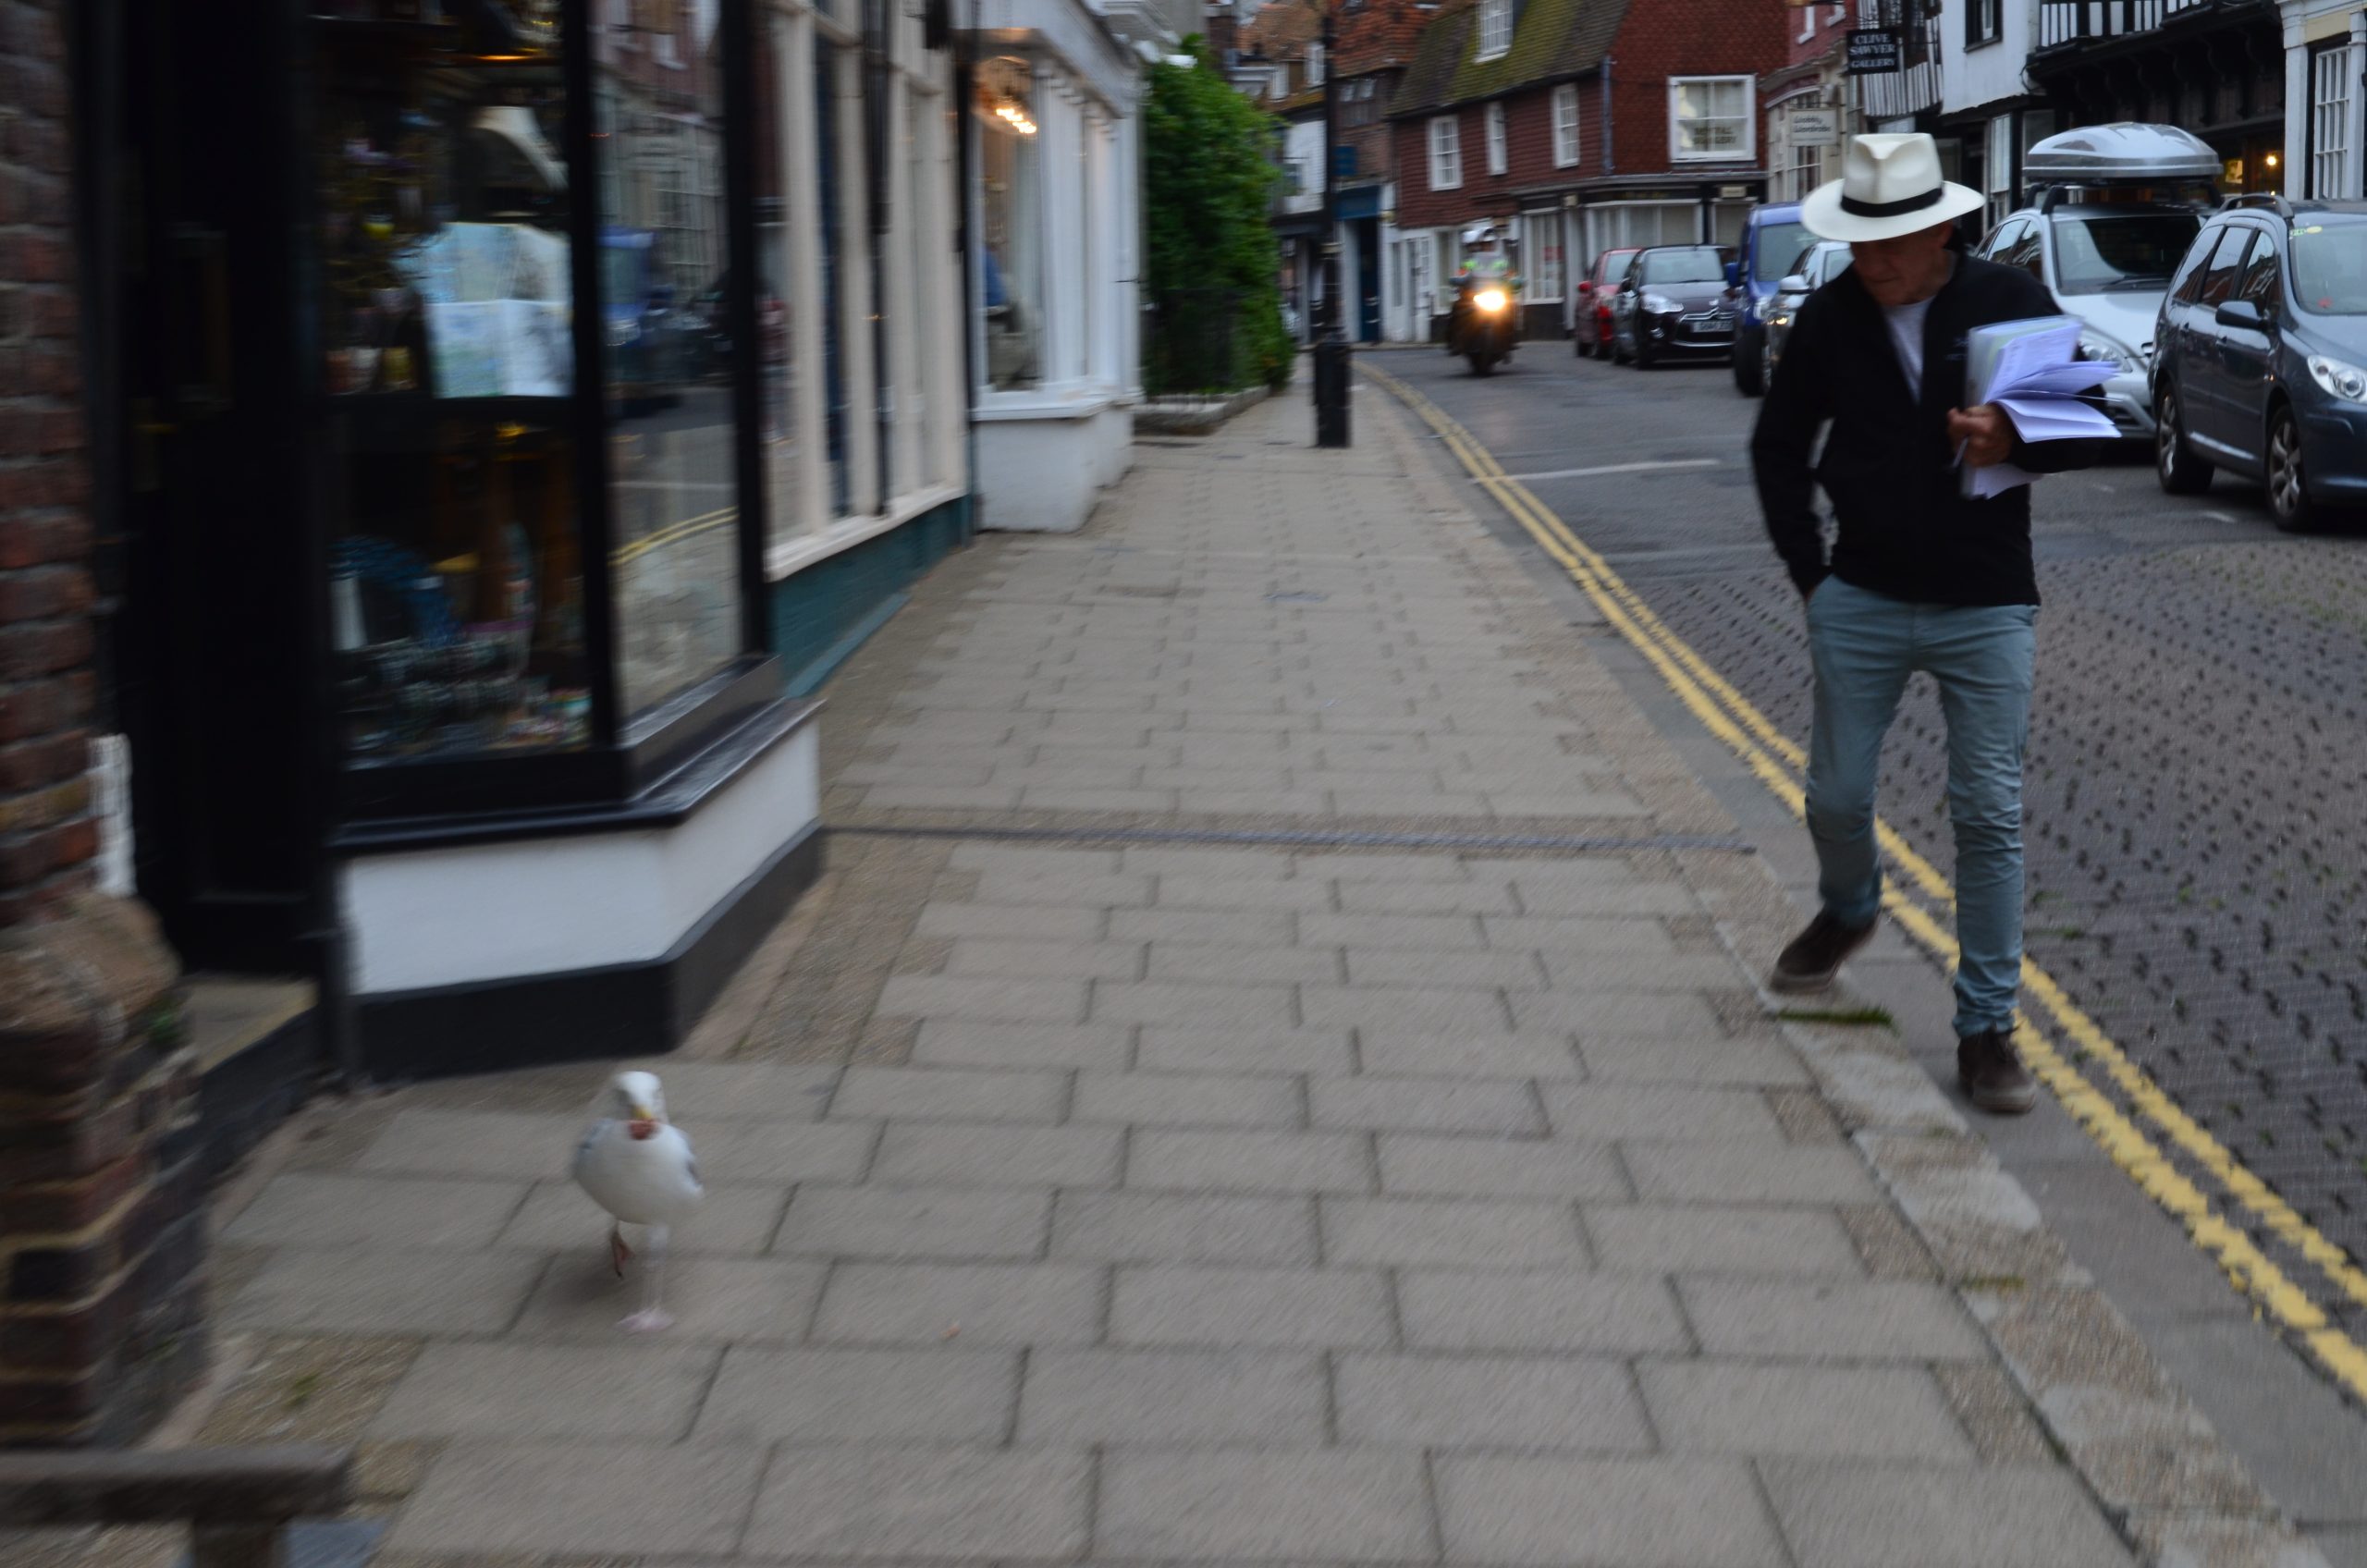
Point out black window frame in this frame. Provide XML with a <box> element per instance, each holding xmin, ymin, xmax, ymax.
<box><xmin>311</xmin><ymin>0</ymin><xmax>785</xmax><ymax>831</ymax></box>
<box><xmin>2194</xmin><ymin>225</ymin><xmax>2257</xmax><ymax>310</ymax></box>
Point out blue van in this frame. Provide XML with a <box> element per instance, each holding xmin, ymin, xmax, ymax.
<box><xmin>1723</xmin><ymin>202</ymin><xmax>1814</xmax><ymax>397</ymax></box>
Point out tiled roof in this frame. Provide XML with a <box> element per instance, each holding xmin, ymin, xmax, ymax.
<box><xmin>1334</xmin><ymin>0</ymin><xmax>1441</xmax><ymax>77</ymax></box>
<box><xmin>1389</xmin><ymin>0</ymin><xmax>1630</xmax><ymax>116</ymax></box>
<box><xmin>1236</xmin><ymin>0</ymin><xmax>1323</xmax><ymax>59</ymax></box>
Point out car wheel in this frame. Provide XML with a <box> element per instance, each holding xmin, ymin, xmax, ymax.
<box><xmin>2154</xmin><ymin>385</ymin><xmax>2214</xmax><ymax>496</ymax></box>
<box><xmin>1732</xmin><ymin>328</ymin><xmax>1764</xmax><ymax>397</ymax></box>
<box><xmin>1634</xmin><ymin>333</ymin><xmax>1655</xmax><ymax>371</ymax></box>
<box><xmin>1610</xmin><ymin>330</ymin><xmax>1628</xmax><ymax>366</ymax></box>
<box><xmin>2266</xmin><ymin>405</ymin><xmax>2317</xmax><ymax>533</ymax></box>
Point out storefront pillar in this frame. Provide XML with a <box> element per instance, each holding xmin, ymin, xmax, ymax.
<box><xmin>0</xmin><ymin>0</ymin><xmax>203</xmax><ymax>1444</ymax></box>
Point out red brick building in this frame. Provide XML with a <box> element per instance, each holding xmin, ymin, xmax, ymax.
<box><xmin>1386</xmin><ymin>0</ymin><xmax>1786</xmax><ymax>337</ymax></box>
<box><xmin>1760</xmin><ymin>3</ymin><xmax>1857</xmax><ymax>209</ymax></box>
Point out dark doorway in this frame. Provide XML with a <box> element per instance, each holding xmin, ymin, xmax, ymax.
<box><xmin>76</xmin><ymin>0</ymin><xmax>325</xmax><ymax>974</ymax></box>
<box><xmin>1355</xmin><ymin>217</ymin><xmax>1382</xmax><ymax>344</ymax></box>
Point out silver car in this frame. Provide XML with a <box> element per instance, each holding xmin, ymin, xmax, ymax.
<box><xmin>1971</xmin><ymin>124</ymin><xmax>2220</xmax><ymax>443</ymax></box>
<box><xmin>1760</xmin><ymin>239</ymin><xmax>1854</xmax><ymax>388</ymax></box>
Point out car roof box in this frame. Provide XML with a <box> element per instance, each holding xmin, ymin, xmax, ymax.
<box><xmin>2023</xmin><ymin>122</ymin><xmax>2220</xmax><ymax>184</ymax></box>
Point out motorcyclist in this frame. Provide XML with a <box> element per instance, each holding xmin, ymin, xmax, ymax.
<box><xmin>1449</xmin><ymin>224</ymin><xmax>1521</xmax><ymax>354</ymax></box>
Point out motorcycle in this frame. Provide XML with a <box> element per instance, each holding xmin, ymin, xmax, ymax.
<box><xmin>1448</xmin><ymin>276</ymin><xmax>1519</xmax><ymax>376</ymax></box>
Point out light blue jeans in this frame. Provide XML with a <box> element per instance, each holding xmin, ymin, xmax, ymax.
<box><xmin>1803</xmin><ymin>576</ymin><xmax>2037</xmax><ymax>1037</ymax></box>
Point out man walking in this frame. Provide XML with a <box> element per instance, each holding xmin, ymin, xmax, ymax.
<box><xmin>1750</xmin><ymin>133</ymin><xmax>2098</xmax><ymax>1115</ymax></box>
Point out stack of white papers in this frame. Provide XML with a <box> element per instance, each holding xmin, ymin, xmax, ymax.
<box><xmin>1960</xmin><ymin>315</ymin><xmax>2118</xmax><ymax>498</ymax></box>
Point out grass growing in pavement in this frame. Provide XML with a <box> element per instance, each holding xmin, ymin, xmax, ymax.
<box><xmin>1772</xmin><ymin>1005</ymin><xmax>1896</xmax><ymax>1029</ymax></box>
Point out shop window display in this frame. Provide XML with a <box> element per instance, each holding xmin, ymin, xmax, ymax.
<box><xmin>595</xmin><ymin>0</ymin><xmax>742</xmax><ymax>720</ymax></box>
<box><xmin>318</xmin><ymin>0</ymin><xmax>592</xmax><ymax>761</ymax></box>
<box><xmin>976</xmin><ymin>56</ymin><xmax>1041</xmax><ymax>391</ymax></box>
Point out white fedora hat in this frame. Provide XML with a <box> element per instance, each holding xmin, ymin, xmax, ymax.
<box><xmin>1800</xmin><ymin>132</ymin><xmax>1984</xmax><ymax>243</ymax></box>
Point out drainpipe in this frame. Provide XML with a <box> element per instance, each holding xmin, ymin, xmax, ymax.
<box><xmin>1601</xmin><ymin>55</ymin><xmax>1614</xmax><ymax>176</ymax></box>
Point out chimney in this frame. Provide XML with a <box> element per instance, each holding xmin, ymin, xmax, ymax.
<box><xmin>1207</xmin><ymin>0</ymin><xmax>1238</xmax><ymax>60</ymax></box>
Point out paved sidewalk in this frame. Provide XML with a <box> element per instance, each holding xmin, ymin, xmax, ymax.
<box><xmin>55</xmin><ymin>383</ymin><xmax>2324</xmax><ymax>1568</ymax></box>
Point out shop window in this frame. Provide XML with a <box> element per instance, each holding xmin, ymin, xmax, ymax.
<box><xmin>816</xmin><ymin>41</ymin><xmax>852</xmax><ymax>508</ymax></box>
<box><xmin>1523</xmin><ymin>213</ymin><xmax>1563</xmax><ymax>301</ymax></box>
<box><xmin>1670</xmin><ymin>76</ymin><xmax>1752</xmax><ymax>163</ymax></box>
<box><xmin>757</xmin><ymin>11</ymin><xmax>799</xmax><ymax>549</ymax></box>
<box><xmin>978</xmin><ymin>55</ymin><xmax>1044</xmax><ymax>390</ymax></box>
<box><xmin>318</xmin><ymin>8</ymin><xmax>593</xmax><ymax>762</ymax></box>
<box><xmin>595</xmin><ymin>0</ymin><xmax>742</xmax><ymax>721</ymax></box>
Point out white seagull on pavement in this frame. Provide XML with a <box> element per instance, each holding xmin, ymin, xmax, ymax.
<box><xmin>572</xmin><ymin>1069</ymin><xmax>704</xmax><ymax>1332</ymax></box>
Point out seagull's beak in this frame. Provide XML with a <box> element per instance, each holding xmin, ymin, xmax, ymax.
<box><xmin>627</xmin><ymin>1107</ymin><xmax>659</xmax><ymax>1140</ymax></box>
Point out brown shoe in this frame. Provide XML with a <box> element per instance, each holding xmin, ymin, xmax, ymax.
<box><xmin>1769</xmin><ymin>911</ymin><xmax>1876</xmax><ymax>993</ymax></box>
<box><xmin>1957</xmin><ymin>1028</ymin><xmax>2037</xmax><ymax>1115</ymax></box>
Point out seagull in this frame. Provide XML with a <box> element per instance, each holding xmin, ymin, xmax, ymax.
<box><xmin>571</xmin><ymin>1070</ymin><xmax>703</xmax><ymax>1332</ymax></box>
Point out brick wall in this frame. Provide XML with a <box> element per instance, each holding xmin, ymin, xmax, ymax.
<box><xmin>0</xmin><ymin>0</ymin><xmax>203</xmax><ymax>1447</ymax></box>
<box><xmin>1392</xmin><ymin>0</ymin><xmax>1786</xmax><ymax>231</ymax></box>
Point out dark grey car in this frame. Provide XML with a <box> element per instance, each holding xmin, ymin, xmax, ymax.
<box><xmin>2152</xmin><ymin>196</ymin><xmax>2367</xmax><ymax>531</ymax></box>
<box><xmin>1610</xmin><ymin>246</ymin><xmax>1735</xmax><ymax>369</ymax></box>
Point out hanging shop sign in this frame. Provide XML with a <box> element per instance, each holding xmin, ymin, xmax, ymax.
<box><xmin>1846</xmin><ymin>29</ymin><xmax>1904</xmax><ymax>74</ymax></box>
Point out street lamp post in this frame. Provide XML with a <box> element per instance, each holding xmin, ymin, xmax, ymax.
<box><xmin>1311</xmin><ymin>0</ymin><xmax>1350</xmax><ymax>447</ymax></box>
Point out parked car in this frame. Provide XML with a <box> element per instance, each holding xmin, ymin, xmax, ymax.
<box><xmin>1608</xmin><ymin>245</ymin><xmax>1735</xmax><ymax>368</ymax></box>
<box><xmin>1972</xmin><ymin>124</ymin><xmax>2219</xmax><ymax>443</ymax></box>
<box><xmin>1722</xmin><ymin>202</ymin><xmax>1811</xmax><ymax>397</ymax></box>
<box><xmin>1573</xmin><ymin>247</ymin><xmax>1641</xmax><ymax>359</ymax></box>
<box><xmin>2151</xmin><ymin>194</ymin><xmax>2367</xmax><ymax>531</ymax></box>
<box><xmin>1759</xmin><ymin>239</ymin><xmax>1854</xmax><ymax>390</ymax></box>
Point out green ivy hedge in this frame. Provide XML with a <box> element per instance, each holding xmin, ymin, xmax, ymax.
<box><xmin>1143</xmin><ymin>41</ymin><xmax>1296</xmax><ymax>396</ymax></box>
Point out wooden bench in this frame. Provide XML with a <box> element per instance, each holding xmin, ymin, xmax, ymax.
<box><xmin>0</xmin><ymin>1446</ymin><xmax>352</xmax><ymax>1568</ymax></box>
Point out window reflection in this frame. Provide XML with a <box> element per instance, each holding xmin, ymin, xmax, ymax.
<box><xmin>757</xmin><ymin>13</ymin><xmax>799</xmax><ymax>547</ymax></box>
<box><xmin>319</xmin><ymin>5</ymin><xmax>592</xmax><ymax>761</ymax></box>
<box><xmin>976</xmin><ymin>56</ymin><xmax>1041</xmax><ymax>391</ymax></box>
<box><xmin>596</xmin><ymin>0</ymin><xmax>743</xmax><ymax>720</ymax></box>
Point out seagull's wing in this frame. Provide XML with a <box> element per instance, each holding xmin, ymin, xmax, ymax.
<box><xmin>571</xmin><ymin>1120</ymin><xmax>609</xmax><ymax>1184</ymax></box>
<box><xmin>679</xmin><ymin>1128</ymin><xmax>703</xmax><ymax>1195</ymax></box>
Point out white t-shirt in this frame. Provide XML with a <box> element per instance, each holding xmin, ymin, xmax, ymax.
<box><xmin>1882</xmin><ymin>256</ymin><xmax>1956</xmax><ymax>396</ymax></box>
<box><xmin>1883</xmin><ymin>295</ymin><xmax>1932</xmax><ymax>395</ymax></box>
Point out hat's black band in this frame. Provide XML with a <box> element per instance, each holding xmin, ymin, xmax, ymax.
<box><xmin>1840</xmin><ymin>186</ymin><xmax>1944</xmax><ymax>218</ymax></box>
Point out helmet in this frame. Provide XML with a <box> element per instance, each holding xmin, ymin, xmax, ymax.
<box><xmin>1462</xmin><ymin>222</ymin><xmax>1497</xmax><ymax>247</ymax></box>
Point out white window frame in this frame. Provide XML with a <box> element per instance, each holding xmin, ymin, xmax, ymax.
<box><xmin>1305</xmin><ymin>41</ymin><xmax>1324</xmax><ymax>87</ymax></box>
<box><xmin>1522</xmin><ymin>210</ymin><xmax>1564</xmax><ymax>301</ymax></box>
<box><xmin>1551</xmin><ymin>83</ymin><xmax>1580</xmax><ymax>167</ymax></box>
<box><xmin>1798</xmin><ymin>5</ymin><xmax>1815</xmax><ymax>43</ymax></box>
<box><xmin>2312</xmin><ymin>44</ymin><xmax>2354</xmax><ymax>201</ymax></box>
<box><xmin>1485</xmin><ymin>101</ymin><xmax>1507</xmax><ymax>176</ymax></box>
<box><xmin>1668</xmin><ymin>75</ymin><xmax>1754</xmax><ymax>164</ymax></box>
<box><xmin>1429</xmin><ymin>114</ymin><xmax>1463</xmax><ymax>190</ymax></box>
<box><xmin>1476</xmin><ymin>0</ymin><xmax>1512</xmax><ymax>62</ymax></box>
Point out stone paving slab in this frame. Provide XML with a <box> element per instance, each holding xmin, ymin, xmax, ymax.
<box><xmin>168</xmin><ymin>382</ymin><xmax>2328</xmax><ymax>1568</ymax></box>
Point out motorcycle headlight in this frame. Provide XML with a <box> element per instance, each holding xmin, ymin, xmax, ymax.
<box><xmin>2077</xmin><ymin>331</ymin><xmax>2138</xmax><ymax>375</ymax></box>
<box><xmin>2306</xmin><ymin>353</ymin><xmax>2367</xmax><ymax>405</ymax></box>
<box><xmin>1474</xmin><ymin>288</ymin><xmax>1508</xmax><ymax>312</ymax></box>
<box><xmin>1642</xmin><ymin>292</ymin><xmax>1679</xmax><ymax>315</ymax></box>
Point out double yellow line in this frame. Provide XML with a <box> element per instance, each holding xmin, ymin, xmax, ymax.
<box><xmin>612</xmin><ymin>506</ymin><xmax>740</xmax><ymax>566</ymax></box>
<box><xmin>1363</xmin><ymin>360</ymin><xmax>2367</xmax><ymax>1399</ymax></box>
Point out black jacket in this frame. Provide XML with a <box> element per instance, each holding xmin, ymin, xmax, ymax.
<box><xmin>1750</xmin><ymin>255</ymin><xmax>2101</xmax><ymax>607</ymax></box>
